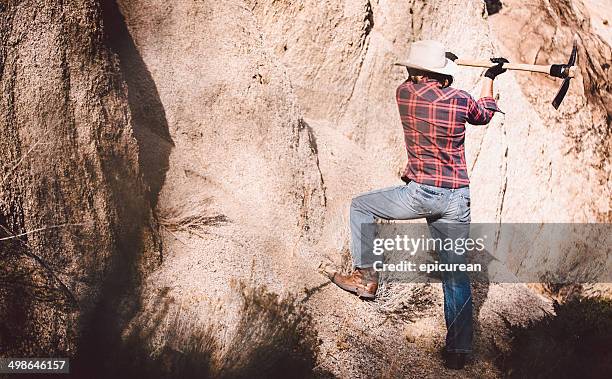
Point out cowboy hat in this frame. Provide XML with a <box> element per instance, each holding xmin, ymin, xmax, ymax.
<box><xmin>394</xmin><ymin>40</ymin><xmax>457</xmax><ymax>78</ymax></box>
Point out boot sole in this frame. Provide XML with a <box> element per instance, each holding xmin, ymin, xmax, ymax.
<box><xmin>332</xmin><ymin>275</ymin><xmax>377</xmax><ymax>300</ymax></box>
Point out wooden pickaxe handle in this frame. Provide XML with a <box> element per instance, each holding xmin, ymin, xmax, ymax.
<box><xmin>455</xmin><ymin>59</ymin><xmax>577</xmax><ymax>78</ymax></box>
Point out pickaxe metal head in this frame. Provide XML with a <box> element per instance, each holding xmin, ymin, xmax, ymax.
<box><xmin>551</xmin><ymin>38</ymin><xmax>579</xmax><ymax>109</ymax></box>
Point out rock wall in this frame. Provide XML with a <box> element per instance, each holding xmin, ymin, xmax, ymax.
<box><xmin>489</xmin><ymin>0</ymin><xmax>610</xmax><ymax>222</ymax></box>
<box><xmin>113</xmin><ymin>0</ymin><xmax>593</xmax><ymax>377</ymax></box>
<box><xmin>115</xmin><ymin>0</ymin><xmax>326</xmax><ymax>292</ymax></box>
<box><xmin>0</xmin><ymin>0</ymin><xmax>159</xmax><ymax>358</ymax></box>
<box><xmin>0</xmin><ymin>0</ymin><xmax>609</xmax><ymax>377</ymax></box>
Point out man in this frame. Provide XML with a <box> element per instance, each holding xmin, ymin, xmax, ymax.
<box><xmin>331</xmin><ymin>40</ymin><xmax>507</xmax><ymax>369</ymax></box>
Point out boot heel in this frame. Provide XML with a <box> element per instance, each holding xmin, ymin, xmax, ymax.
<box><xmin>356</xmin><ymin>288</ymin><xmax>376</xmax><ymax>300</ymax></box>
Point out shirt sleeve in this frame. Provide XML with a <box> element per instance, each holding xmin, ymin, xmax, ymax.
<box><xmin>466</xmin><ymin>96</ymin><xmax>502</xmax><ymax>125</ymax></box>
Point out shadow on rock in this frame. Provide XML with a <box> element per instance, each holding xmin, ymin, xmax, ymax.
<box><xmin>101</xmin><ymin>0</ymin><xmax>174</xmax><ymax>208</ymax></box>
<box><xmin>71</xmin><ymin>1</ymin><xmax>172</xmax><ymax>376</ymax></box>
<box><xmin>497</xmin><ymin>297</ymin><xmax>612</xmax><ymax>378</ymax></box>
<box><xmin>81</xmin><ymin>282</ymin><xmax>330</xmax><ymax>379</ymax></box>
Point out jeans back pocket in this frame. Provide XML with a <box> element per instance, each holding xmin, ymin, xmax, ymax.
<box><xmin>412</xmin><ymin>183</ymin><xmax>446</xmax><ymax>216</ymax></box>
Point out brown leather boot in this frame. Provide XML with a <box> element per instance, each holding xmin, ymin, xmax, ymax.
<box><xmin>332</xmin><ymin>268</ymin><xmax>379</xmax><ymax>299</ymax></box>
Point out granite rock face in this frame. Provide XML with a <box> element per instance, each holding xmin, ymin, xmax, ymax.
<box><xmin>1</xmin><ymin>0</ymin><xmax>609</xmax><ymax>377</ymax></box>
<box><xmin>0</xmin><ymin>0</ymin><xmax>161</xmax><ymax>358</ymax></box>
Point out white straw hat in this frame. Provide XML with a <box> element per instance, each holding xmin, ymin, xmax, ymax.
<box><xmin>395</xmin><ymin>40</ymin><xmax>457</xmax><ymax>78</ymax></box>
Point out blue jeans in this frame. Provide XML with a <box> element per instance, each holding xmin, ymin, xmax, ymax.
<box><xmin>350</xmin><ymin>181</ymin><xmax>473</xmax><ymax>353</ymax></box>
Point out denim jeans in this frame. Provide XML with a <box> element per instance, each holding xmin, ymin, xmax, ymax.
<box><xmin>350</xmin><ymin>181</ymin><xmax>472</xmax><ymax>353</ymax></box>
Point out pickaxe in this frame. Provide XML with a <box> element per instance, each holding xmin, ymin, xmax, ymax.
<box><xmin>453</xmin><ymin>40</ymin><xmax>578</xmax><ymax>109</ymax></box>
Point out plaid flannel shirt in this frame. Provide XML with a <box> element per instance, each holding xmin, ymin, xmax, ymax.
<box><xmin>396</xmin><ymin>78</ymin><xmax>501</xmax><ymax>189</ymax></box>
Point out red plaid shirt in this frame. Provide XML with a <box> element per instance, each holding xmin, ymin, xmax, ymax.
<box><xmin>396</xmin><ymin>79</ymin><xmax>501</xmax><ymax>188</ymax></box>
